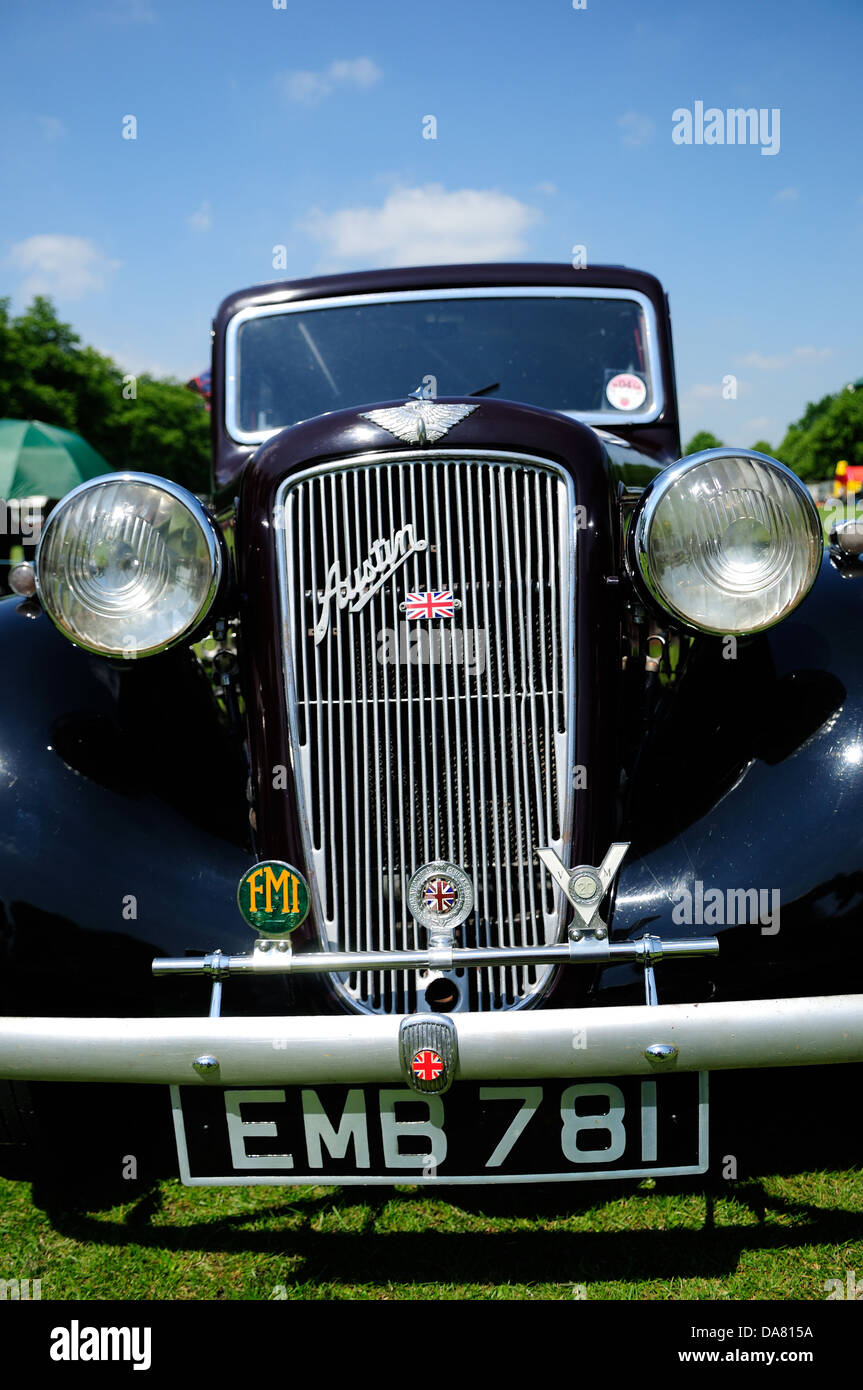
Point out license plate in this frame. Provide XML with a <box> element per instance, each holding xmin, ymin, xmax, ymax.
<box><xmin>171</xmin><ymin>1074</ymin><xmax>708</xmax><ymax>1185</ymax></box>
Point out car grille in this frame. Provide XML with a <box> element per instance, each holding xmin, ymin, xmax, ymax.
<box><xmin>277</xmin><ymin>450</ymin><xmax>576</xmax><ymax>1013</ymax></box>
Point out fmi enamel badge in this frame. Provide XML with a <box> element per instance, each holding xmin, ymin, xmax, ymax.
<box><xmin>237</xmin><ymin>860</ymin><xmax>310</xmax><ymax>936</ymax></box>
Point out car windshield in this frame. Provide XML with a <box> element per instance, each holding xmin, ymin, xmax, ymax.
<box><xmin>231</xmin><ymin>293</ymin><xmax>655</xmax><ymax>438</ymax></box>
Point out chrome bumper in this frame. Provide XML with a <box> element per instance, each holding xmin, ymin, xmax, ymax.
<box><xmin>0</xmin><ymin>994</ymin><xmax>861</xmax><ymax>1084</ymax></box>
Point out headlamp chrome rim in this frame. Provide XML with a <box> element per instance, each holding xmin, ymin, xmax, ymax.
<box><xmin>628</xmin><ymin>447</ymin><xmax>823</xmax><ymax>636</ymax></box>
<box><xmin>35</xmin><ymin>472</ymin><xmax>224</xmax><ymax>658</ymax></box>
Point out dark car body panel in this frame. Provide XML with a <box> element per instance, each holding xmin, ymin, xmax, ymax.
<box><xmin>0</xmin><ymin>598</ymin><xmax>256</xmax><ymax>1021</ymax></box>
<box><xmin>605</xmin><ymin>551</ymin><xmax>863</xmax><ymax>1007</ymax></box>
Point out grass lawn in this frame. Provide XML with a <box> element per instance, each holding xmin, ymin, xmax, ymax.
<box><xmin>2</xmin><ymin>1168</ymin><xmax>862</xmax><ymax>1301</ymax></box>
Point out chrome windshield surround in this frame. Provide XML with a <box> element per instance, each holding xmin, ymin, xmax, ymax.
<box><xmin>274</xmin><ymin>448</ymin><xmax>578</xmax><ymax>1016</ymax></box>
<box><xmin>225</xmin><ymin>286</ymin><xmax>665</xmax><ymax>446</ymax></box>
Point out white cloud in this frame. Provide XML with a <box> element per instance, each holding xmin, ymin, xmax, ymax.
<box><xmin>740</xmin><ymin>345</ymin><xmax>832</xmax><ymax>370</ymax></box>
<box><xmin>329</xmin><ymin>58</ymin><xmax>380</xmax><ymax>88</ymax></box>
<box><xmin>187</xmin><ymin>201</ymin><xmax>212</xmax><ymax>232</ymax></box>
<box><xmin>5</xmin><ymin>234</ymin><xmax>121</xmax><ymax>300</ymax></box>
<box><xmin>618</xmin><ymin>111</ymin><xmax>655</xmax><ymax>147</ymax></box>
<box><xmin>281</xmin><ymin>71</ymin><xmax>330</xmax><ymax>104</ymax></box>
<box><xmin>277</xmin><ymin>56</ymin><xmax>382</xmax><ymax>105</ymax></box>
<box><xmin>773</xmin><ymin>187</ymin><xmax>799</xmax><ymax>202</ymax></box>
<box><xmin>302</xmin><ymin>184</ymin><xmax>541</xmax><ymax>266</ymax></box>
<box><xmin>37</xmin><ymin>116</ymin><xmax>66</xmax><ymax>141</ymax></box>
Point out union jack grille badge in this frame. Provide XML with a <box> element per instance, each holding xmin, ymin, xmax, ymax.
<box><xmin>404</xmin><ymin>591</ymin><xmax>455</xmax><ymax>620</ymax></box>
<box><xmin>400</xmin><ymin>1015</ymin><xmax>458</xmax><ymax>1094</ymax></box>
<box><xmin>407</xmin><ymin>861</ymin><xmax>474</xmax><ymax>931</ymax></box>
<box><xmin>424</xmin><ymin>878</ymin><xmax>458</xmax><ymax>913</ymax></box>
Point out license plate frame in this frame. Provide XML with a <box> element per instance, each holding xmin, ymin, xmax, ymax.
<box><xmin>171</xmin><ymin>1073</ymin><xmax>709</xmax><ymax>1186</ymax></box>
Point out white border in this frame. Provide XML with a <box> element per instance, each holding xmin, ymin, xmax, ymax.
<box><xmin>224</xmin><ymin>285</ymin><xmax>665</xmax><ymax>446</ymax></box>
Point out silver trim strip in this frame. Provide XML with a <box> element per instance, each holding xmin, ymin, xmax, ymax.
<box><xmin>152</xmin><ymin>937</ymin><xmax>719</xmax><ymax>974</ymax></box>
<box><xmin>1</xmin><ymin>995</ymin><xmax>861</xmax><ymax>1084</ymax></box>
<box><xmin>225</xmin><ymin>285</ymin><xmax>665</xmax><ymax>445</ymax></box>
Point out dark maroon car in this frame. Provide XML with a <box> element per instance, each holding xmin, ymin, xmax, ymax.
<box><xmin>1</xmin><ymin>262</ymin><xmax>860</xmax><ymax>1192</ymax></box>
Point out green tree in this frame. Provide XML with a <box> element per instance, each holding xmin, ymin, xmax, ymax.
<box><xmin>111</xmin><ymin>376</ymin><xmax>210</xmax><ymax>493</ymax></box>
<box><xmin>0</xmin><ymin>296</ymin><xmax>210</xmax><ymax>494</ymax></box>
<box><xmin>684</xmin><ymin>430</ymin><xmax>724</xmax><ymax>455</ymax></box>
<box><xmin>776</xmin><ymin>387</ymin><xmax>863</xmax><ymax>482</ymax></box>
<box><xmin>751</xmin><ymin>440</ymin><xmax>774</xmax><ymax>457</ymax></box>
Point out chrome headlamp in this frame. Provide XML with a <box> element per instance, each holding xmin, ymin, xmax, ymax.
<box><xmin>36</xmin><ymin>473</ymin><xmax>223</xmax><ymax>657</ymax></box>
<box><xmin>628</xmin><ymin>448</ymin><xmax>823</xmax><ymax>635</ymax></box>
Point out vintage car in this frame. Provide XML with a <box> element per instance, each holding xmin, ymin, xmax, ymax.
<box><xmin>1</xmin><ymin>261</ymin><xmax>861</xmax><ymax>1193</ymax></box>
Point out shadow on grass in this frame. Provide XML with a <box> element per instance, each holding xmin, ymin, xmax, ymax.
<box><xmin>26</xmin><ymin>1176</ymin><xmax>863</xmax><ymax>1288</ymax></box>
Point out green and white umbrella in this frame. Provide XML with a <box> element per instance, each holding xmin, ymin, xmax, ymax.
<box><xmin>0</xmin><ymin>419</ymin><xmax>112</xmax><ymax>499</ymax></box>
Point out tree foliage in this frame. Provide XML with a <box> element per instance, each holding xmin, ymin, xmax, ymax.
<box><xmin>775</xmin><ymin>387</ymin><xmax>863</xmax><ymax>482</ymax></box>
<box><xmin>0</xmin><ymin>297</ymin><xmax>210</xmax><ymax>493</ymax></box>
<box><xmin>683</xmin><ymin>430</ymin><xmax>724</xmax><ymax>454</ymax></box>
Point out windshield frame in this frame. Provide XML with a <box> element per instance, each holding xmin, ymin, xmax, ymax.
<box><xmin>224</xmin><ymin>284</ymin><xmax>665</xmax><ymax>447</ymax></box>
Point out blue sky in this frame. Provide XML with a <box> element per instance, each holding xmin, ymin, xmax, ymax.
<box><xmin>2</xmin><ymin>0</ymin><xmax>861</xmax><ymax>448</ymax></box>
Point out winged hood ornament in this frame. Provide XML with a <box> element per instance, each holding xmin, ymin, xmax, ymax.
<box><xmin>360</xmin><ymin>394</ymin><xmax>479</xmax><ymax>446</ymax></box>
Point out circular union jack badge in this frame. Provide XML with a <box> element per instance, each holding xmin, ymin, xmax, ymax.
<box><xmin>424</xmin><ymin>877</ymin><xmax>458</xmax><ymax>913</ymax></box>
<box><xmin>407</xmin><ymin>860</ymin><xmax>474</xmax><ymax>930</ymax></box>
<box><xmin>411</xmin><ymin>1049</ymin><xmax>443</xmax><ymax>1082</ymax></box>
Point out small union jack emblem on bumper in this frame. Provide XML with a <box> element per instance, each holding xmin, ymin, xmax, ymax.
<box><xmin>411</xmin><ymin>1049</ymin><xmax>443</xmax><ymax>1082</ymax></box>
<box><xmin>399</xmin><ymin>1015</ymin><xmax>458</xmax><ymax>1094</ymax></box>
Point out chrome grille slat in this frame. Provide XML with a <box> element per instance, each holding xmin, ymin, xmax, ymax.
<box><xmin>335</xmin><ymin>474</ymin><xmax>350</xmax><ymax>970</ymax></box>
<box><xmin>396</xmin><ymin>465</ymin><xmax>418</xmax><ymax>957</ymax></box>
<box><xmin>487</xmin><ymin>465</ymin><xmax>517</xmax><ymax>1004</ymax></box>
<box><xmin>474</xmin><ymin>466</ymin><xmax>506</xmax><ymax>1004</ymax></box>
<box><xmin>278</xmin><ymin>450</ymin><xmax>576</xmax><ymax>1015</ymax></box>
<box><xmin>433</xmin><ymin>464</ymin><xmax>456</xmax><ymax>865</ymax></box>
<box><xmin>522</xmin><ymin>473</ymin><xmax>543</xmax><ymax>940</ymax></box>
<box><xmin>454</xmin><ymin>468</ymin><xmax>488</xmax><ymax>1011</ymax></box>
<box><xmin>536</xmin><ymin>474</ymin><xmax>555</xmax><ymax>858</ymax></box>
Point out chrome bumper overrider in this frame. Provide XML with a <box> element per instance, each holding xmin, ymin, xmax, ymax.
<box><xmin>0</xmin><ymin>995</ymin><xmax>861</xmax><ymax>1085</ymax></box>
